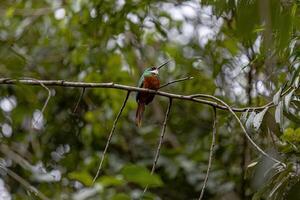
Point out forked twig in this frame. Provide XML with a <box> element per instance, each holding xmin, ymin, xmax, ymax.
<box><xmin>20</xmin><ymin>77</ymin><xmax>52</xmax><ymax>128</ymax></box>
<box><xmin>142</xmin><ymin>98</ymin><xmax>173</xmax><ymax>196</ymax></box>
<box><xmin>199</xmin><ymin>107</ymin><xmax>217</xmax><ymax>200</ymax></box>
<box><xmin>159</xmin><ymin>76</ymin><xmax>194</xmax><ymax>89</ymax></box>
<box><xmin>92</xmin><ymin>91</ymin><xmax>130</xmax><ymax>183</ymax></box>
<box><xmin>73</xmin><ymin>87</ymin><xmax>86</xmax><ymax>113</ymax></box>
<box><xmin>39</xmin><ymin>81</ymin><xmax>51</xmax><ymax>114</ymax></box>
<box><xmin>0</xmin><ymin>164</ymin><xmax>50</xmax><ymax>200</ymax></box>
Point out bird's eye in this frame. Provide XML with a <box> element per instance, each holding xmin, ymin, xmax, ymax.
<box><xmin>151</xmin><ymin>67</ymin><xmax>156</xmax><ymax>70</ymax></box>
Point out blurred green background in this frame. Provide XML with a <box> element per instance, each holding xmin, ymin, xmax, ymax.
<box><xmin>1</xmin><ymin>0</ymin><xmax>300</xmax><ymax>199</ymax></box>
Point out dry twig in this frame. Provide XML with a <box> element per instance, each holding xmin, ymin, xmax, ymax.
<box><xmin>142</xmin><ymin>98</ymin><xmax>172</xmax><ymax>196</ymax></box>
<box><xmin>0</xmin><ymin>78</ymin><xmax>274</xmax><ymax>112</ymax></box>
<box><xmin>73</xmin><ymin>87</ymin><xmax>86</xmax><ymax>113</ymax></box>
<box><xmin>199</xmin><ymin>107</ymin><xmax>217</xmax><ymax>200</ymax></box>
<box><xmin>92</xmin><ymin>91</ymin><xmax>130</xmax><ymax>183</ymax></box>
<box><xmin>0</xmin><ymin>164</ymin><xmax>50</xmax><ymax>200</ymax></box>
<box><xmin>159</xmin><ymin>76</ymin><xmax>194</xmax><ymax>89</ymax></box>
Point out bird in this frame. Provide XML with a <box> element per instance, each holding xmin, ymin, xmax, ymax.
<box><xmin>135</xmin><ymin>60</ymin><xmax>170</xmax><ymax>127</ymax></box>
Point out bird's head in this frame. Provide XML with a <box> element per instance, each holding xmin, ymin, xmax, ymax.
<box><xmin>143</xmin><ymin>67</ymin><xmax>159</xmax><ymax>76</ymax></box>
<box><xmin>142</xmin><ymin>60</ymin><xmax>171</xmax><ymax>77</ymax></box>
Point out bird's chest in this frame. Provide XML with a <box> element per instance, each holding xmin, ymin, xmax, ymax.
<box><xmin>143</xmin><ymin>76</ymin><xmax>160</xmax><ymax>90</ymax></box>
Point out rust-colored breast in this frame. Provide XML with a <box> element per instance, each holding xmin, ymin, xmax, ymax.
<box><xmin>137</xmin><ymin>75</ymin><xmax>160</xmax><ymax>105</ymax></box>
<box><xmin>143</xmin><ymin>75</ymin><xmax>160</xmax><ymax>90</ymax></box>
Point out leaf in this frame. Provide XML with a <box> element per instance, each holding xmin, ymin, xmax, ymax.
<box><xmin>6</xmin><ymin>7</ymin><xmax>15</xmax><ymax>18</ymax></box>
<box><xmin>121</xmin><ymin>164</ymin><xmax>163</xmax><ymax>188</ymax></box>
<box><xmin>284</xmin><ymin>89</ymin><xmax>295</xmax><ymax>112</ymax></box>
<box><xmin>268</xmin><ymin>174</ymin><xmax>290</xmax><ymax>198</ymax></box>
<box><xmin>283</xmin><ymin>109</ymin><xmax>300</xmax><ymax>124</ymax></box>
<box><xmin>245</xmin><ymin>111</ymin><xmax>256</xmax><ymax>131</ymax></box>
<box><xmin>253</xmin><ymin>107</ymin><xmax>269</xmax><ymax>131</ymax></box>
<box><xmin>240</xmin><ymin>109</ymin><xmax>249</xmax><ymax>123</ymax></box>
<box><xmin>294</xmin><ymin>76</ymin><xmax>300</xmax><ymax>88</ymax></box>
<box><xmin>245</xmin><ymin>160</ymin><xmax>259</xmax><ymax>179</ymax></box>
<box><xmin>99</xmin><ymin>176</ymin><xmax>124</xmax><ymax>187</ymax></box>
<box><xmin>273</xmin><ymin>87</ymin><xmax>282</xmax><ymax>106</ymax></box>
<box><xmin>247</xmin><ymin>161</ymin><xmax>258</xmax><ymax>168</ymax></box>
<box><xmin>223</xmin><ymin>39</ymin><xmax>238</xmax><ymax>55</ymax></box>
<box><xmin>68</xmin><ymin>171</ymin><xmax>93</xmax><ymax>186</ymax></box>
<box><xmin>112</xmin><ymin>193</ymin><xmax>131</xmax><ymax>200</ymax></box>
<box><xmin>282</xmin><ymin>127</ymin><xmax>300</xmax><ymax>143</ymax></box>
<box><xmin>275</xmin><ymin>101</ymin><xmax>283</xmax><ymax>130</ymax></box>
<box><xmin>290</xmin><ymin>65</ymin><xmax>300</xmax><ymax>86</ymax></box>
<box><xmin>282</xmin><ymin>128</ymin><xmax>294</xmax><ymax>141</ymax></box>
<box><xmin>292</xmin><ymin>95</ymin><xmax>300</xmax><ymax>107</ymax></box>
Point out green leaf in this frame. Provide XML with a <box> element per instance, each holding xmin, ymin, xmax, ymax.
<box><xmin>68</xmin><ymin>171</ymin><xmax>93</xmax><ymax>186</ymax></box>
<box><xmin>293</xmin><ymin>76</ymin><xmax>300</xmax><ymax>88</ymax></box>
<box><xmin>121</xmin><ymin>164</ymin><xmax>163</xmax><ymax>188</ymax></box>
<box><xmin>112</xmin><ymin>193</ymin><xmax>131</xmax><ymax>200</ymax></box>
<box><xmin>273</xmin><ymin>87</ymin><xmax>282</xmax><ymax>106</ymax></box>
<box><xmin>290</xmin><ymin>66</ymin><xmax>300</xmax><ymax>86</ymax></box>
<box><xmin>284</xmin><ymin>89</ymin><xmax>295</xmax><ymax>112</ymax></box>
<box><xmin>223</xmin><ymin>39</ymin><xmax>238</xmax><ymax>55</ymax></box>
<box><xmin>240</xmin><ymin>109</ymin><xmax>249</xmax><ymax>123</ymax></box>
<box><xmin>275</xmin><ymin>101</ymin><xmax>283</xmax><ymax>130</ymax></box>
<box><xmin>253</xmin><ymin>107</ymin><xmax>269</xmax><ymax>131</ymax></box>
<box><xmin>6</xmin><ymin>7</ymin><xmax>15</xmax><ymax>18</ymax></box>
<box><xmin>281</xmin><ymin>127</ymin><xmax>300</xmax><ymax>143</ymax></box>
<box><xmin>283</xmin><ymin>109</ymin><xmax>300</xmax><ymax>124</ymax></box>
<box><xmin>295</xmin><ymin>128</ymin><xmax>300</xmax><ymax>134</ymax></box>
<box><xmin>245</xmin><ymin>111</ymin><xmax>256</xmax><ymax>131</ymax></box>
<box><xmin>99</xmin><ymin>176</ymin><xmax>124</xmax><ymax>187</ymax></box>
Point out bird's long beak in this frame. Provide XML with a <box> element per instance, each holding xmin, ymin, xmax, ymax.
<box><xmin>157</xmin><ymin>59</ymin><xmax>171</xmax><ymax>70</ymax></box>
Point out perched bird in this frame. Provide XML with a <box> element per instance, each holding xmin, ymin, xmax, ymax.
<box><xmin>135</xmin><ymin>61</ymin><xmax>170</xmax><ymax>127</ymax></box>
<box><xmin>135</xmin><ymin>67</ymin><xmax>160</xmax><ymax>127</ymax></box>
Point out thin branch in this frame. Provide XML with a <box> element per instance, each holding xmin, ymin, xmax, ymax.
<box><xmin>199</xmin><ymin>107</ymin><xmax>217</xmax><ymax>200</ymax></box>
<box><xmin>21</xmin><ymin>78</ymin><xmax>52</xmax><ymax>128</ymax></box>
<box><xmin>21</xmin><ymin>78</ymin><xmax>52</xmax><ymax>114</ymax></box>
<box><xmin>0</xmin><ymin>144</ymin><xmax>33</xmax><ymax>172</ymax></box>
<box><xmin>0</xmin><ymin>164</ymin><xmax>50</xmax><ymax>200</ymax></box>
<box><xmin>73</xmin><ymin>87</ymin><xmax>86</xmax><ymax>113</ymax></box>
<box><xmin>39</xmin><ymin>82</ymin><xmax>51</xmax><ymax>114</ymax></box>
<box><xmin>159</xmin><ymin>76</ymin><xmax>194</xmax><ymax>89</ymax></box>
<box><xmin>92</xmin><ymin>91</ymin><xmax>130</xmax><ymax>183</ymax></box>
<box><xmin>0</xmin><ymin>78</ymin><xmax>274</xmax><ymax>112</ymax></box>
<box><xmin>191</xmin><ymin>95</ymin><xmax>286</xmax><ymax>168</ymax></box>
<box><xmin>142</xmin><ymin>98</ymin><xmax>172</xmax><ymax>196</ymax></box>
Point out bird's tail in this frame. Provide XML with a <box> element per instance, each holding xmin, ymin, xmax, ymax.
<box><xmin>135</xmin><ymin>102</ymin><xmax>145</xmax><ymax>127</ymax></box>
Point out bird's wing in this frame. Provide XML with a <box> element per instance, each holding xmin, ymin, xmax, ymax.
<box><xmin>136</xmin><ymin>75</ymin><xmax>144</xmax><ymax>102</ymax></box>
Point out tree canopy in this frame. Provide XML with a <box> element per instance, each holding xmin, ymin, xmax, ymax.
<box><xmin>1</xmin><ymin>0</ymin><xmax>300</xmax><ymax>199</ymax></box>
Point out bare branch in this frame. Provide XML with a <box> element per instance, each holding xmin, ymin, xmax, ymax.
<box><xmin>192</xmin><ymin>95</ymin><xmax>286</xmax><ymax>168</ymax></box>
<box><xmin>142</xmin><ymin>98</ymin><xmax>172</xmax><ymax>196</ymax></box>
<box><xmin>0</xmin><ymin>77</ymin><xmax>291</xmax><ymax>166</ymax></box>
<box><xmin>0</xmin><ymin>78</ymin><xmax>273</xmax><ymax>112</ymax></box>
<box><xmin>73</xmin><ymin>87</ymin><xmax>86</xmax><ymax>113</ymax></box>
<box><xmin>199</xmin><ymin>107</ymin><xmax>217</xmax><ymax>200</ymax></box>
<box><xmin>0</xmin><ymin>144</ymin><xmax>33</xmax><ymax>171</ymax></box>
<box><xmin>159</xmin><ymin>76</ymin><xmax>194</xmax><ymax>89</ymax></box>
<box><xmin>92</xmin><ymin>91</ymin><xmax>130</xmax><ymax>183</ymax></box>
<box><xmin>20</xmin><ymin>78</ymin><xmax>52</xmax><ymax>129</ymax></box>
<box><xmin>39</xmin><ymin>82</ymin><xmax>52</xmax><ymax>114</ymax></box>
<box><xmin>0</xmin><ymin>164</ymin><xmax>50</xmax><ymax>200</ymax></box>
